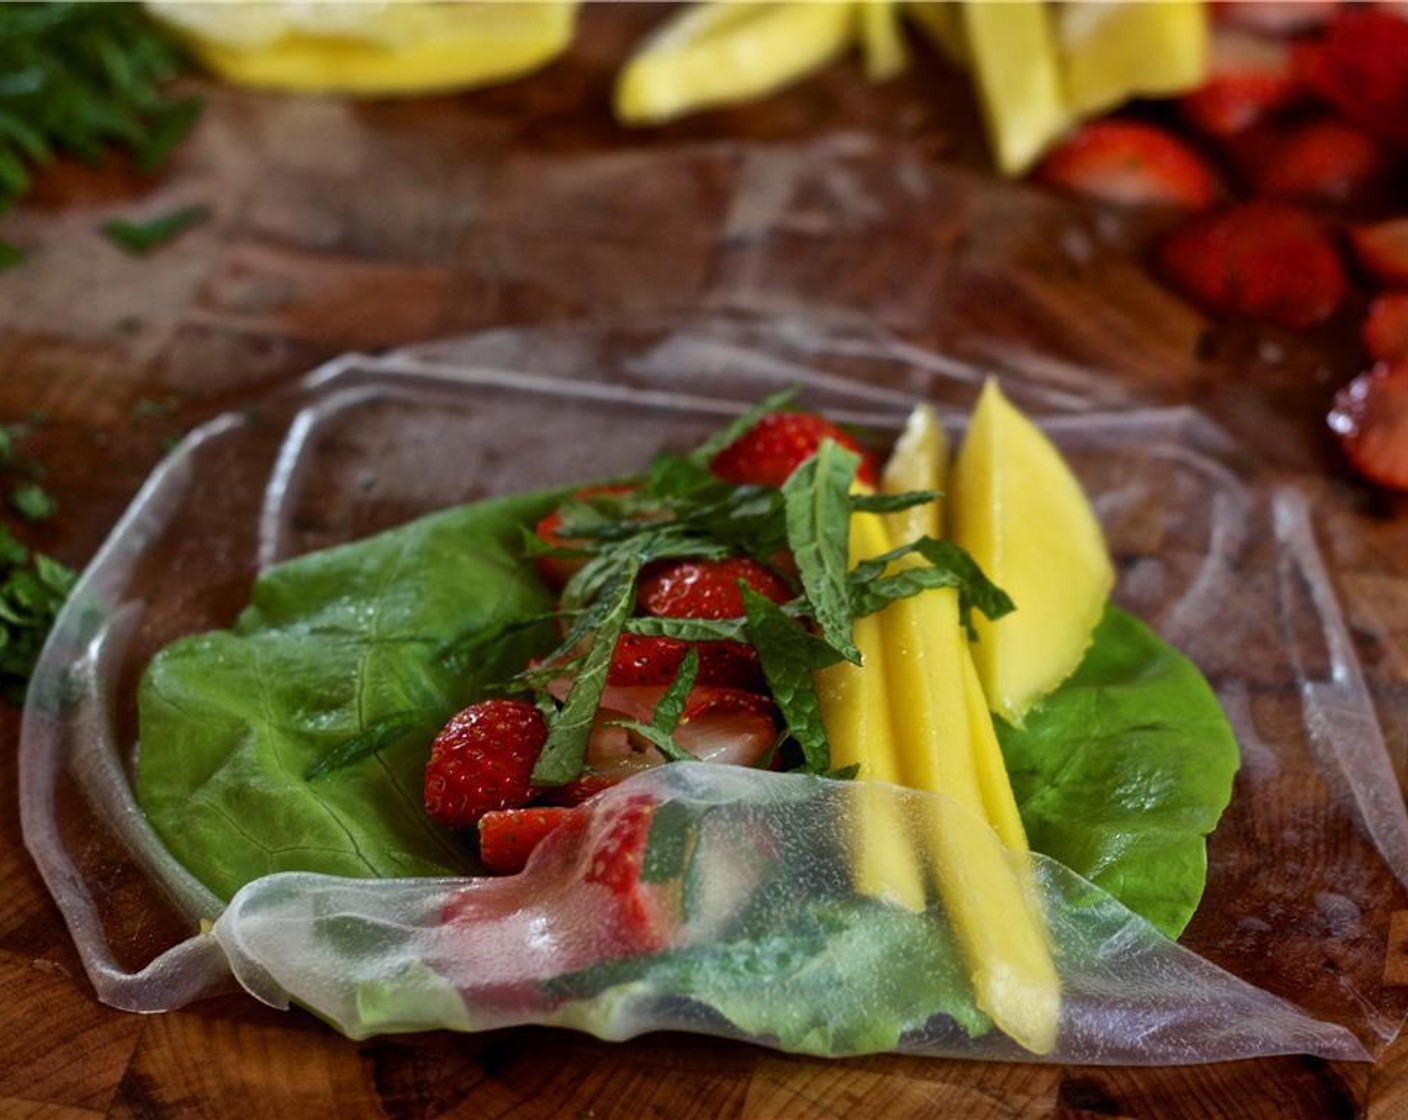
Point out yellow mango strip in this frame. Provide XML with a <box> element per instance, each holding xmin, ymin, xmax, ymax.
<box><xmin>919</xmin><ymin>788</ymin><xmax>1060</xmax><ymax>1053</ymax></box>
<box><xmin>859</xmin><ymin>1</ymin><xmax>909</xmax><ymax>82</ymax></box>
<box><xmin>877</xmin><ymin>405</ymin><xmax>1059</xmax><ymax>1054</ymax></box>
<box><xmin>150</xmin><ymin>2</ymin><xmax>580</xmax><ymax>96</ymax></box>
<box><xmin>959</xmin><ymin>1</ymin><xmax>1070</xmax><ymax>175</ymax></box>
<box><xmin>1059</xmin><ymin>1</ymin><xmax>1208</xmax><ymax>118</ymax></box>
<box><xmin>615</xmin><ymin>2</ymin><xmax>856</xmax><ymax>125</ymax></box>
<box><xmin>816</xmin><ymin>507</ymin><xmax>927</xmax><ymax>913</ymax></box>
<box><xmin>949</xmin><ymin>379</ymin><xmax>1114</xmax><ymax>727</ymax></box>
<box><xmin>879</xmin><ymin>403</ymin><xmax>946</xmax><ymax>546</ymax></box>
<box><xmin>960</xmin><ymin>644</ymin><xmax>1030</xmax><ymax>855</ymax></box>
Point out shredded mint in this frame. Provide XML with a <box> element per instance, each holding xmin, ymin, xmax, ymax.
<box><xmin>11</xmin><ymin>483</ymin><xmax>56</xmax><ymax>522</ymax></box>
<box><xmin>531</xmin><ymin>556</ymin><xmax>641</xmax><ymax>786</ymax></box>
<box><xmin>742</xmin><ymin>585</ymin><xmax>840</xmax><ymax>774</ymax></box>
<box><xmin>305</xmin><ymin>713</ymin><xmax>431</xmax><ymax>782</ymax></box>
<box><xmin>0</xmin><ymin>525</ymin><xmax>76</xmax><ymax>704</ymax></box>
<box><xmin>102</xmin><ymin>203</ymin><xmax>209</xmax><ymax>255</ymax></box>
<box><xmin>849</xmin><ymin>489</ymin><xmax>943</xmax><ymax>514</ymax></box>
<box><xmin>686</xmin><ymin>387</ymin><xmax>800</xmax><ymax>466</ymax></box>
<box><xmin>849</xmin><ymin>538</ymin><xmax>1014</xmax><ymax>640</ymax></box>
<box><xmin>782</xmin><ymin>440</ymin><xmax>861</xmax><ymax>665</ymax></box>
<box><xmin>653</xmin><ymin>647</ymin><xmax>698</xmax><ymax>734</ymax></box>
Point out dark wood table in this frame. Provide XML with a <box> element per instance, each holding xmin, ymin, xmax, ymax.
<box><xmin>2</xmin><ymin>7</ymin><xmax>1406</xmax><ymax>1116</ymax></box>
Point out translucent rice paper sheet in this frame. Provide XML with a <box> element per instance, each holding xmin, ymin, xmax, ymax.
<box><xmin>19</xmin><ymin>311</ymin><xmax>1408</xmax><ymax>1063</ymax></box>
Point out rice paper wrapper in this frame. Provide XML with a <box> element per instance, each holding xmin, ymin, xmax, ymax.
<box><xmin>19</xmin><ymin>315</ymin><xmax>1408</xmax><ymax>1065</ymax></box>
<box><xmin>208</xmin><ymin>766</ymin><xmax>1367</xmax><ymax>1063</ymax></box>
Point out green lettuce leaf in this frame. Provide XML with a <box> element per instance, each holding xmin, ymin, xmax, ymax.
<box><xmin>545</xmin><ymin>898</ymin><xmax>990</xmax><ymax>1056</ymax></box>
<box><xmin>137</xmin><ymin>490</ymin><xmax>1237</xmax><ymax>946</ymax></box>
<box><xmin>136</xmin><ymin>490</ymin><xmax>561</xmax><ymax>901</ymax></box>
<box><xmin>996</xmin><ymin>605</ymin><xmax>1240</xmax><ymax>939</ymax></box>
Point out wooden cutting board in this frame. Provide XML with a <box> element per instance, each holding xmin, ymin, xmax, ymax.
<box><xmin>1</xmin><ymin>6</ymin><xmax>1406</xmax><ymax>1117</ymax></box>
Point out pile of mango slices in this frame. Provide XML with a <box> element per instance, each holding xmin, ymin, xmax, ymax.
<box><xmin>147</xmin><ymin>1</ymin><xmax>1210</xmax><ymax>174</ymax></box>
<box><xmin>811</xmin><ymin>382</ymin><xmax>1111</xmax><ymax>1054</ymax></box>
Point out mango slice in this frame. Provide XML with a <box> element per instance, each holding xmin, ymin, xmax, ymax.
<box><xmin>879</xmin><ymin>402</ymin><xmax>947</xmax><ymax>545</ymax></box>
<box><xmin>959</xmin><ymin>1</ymin><xmax>1070</xmax><ymax>175</ymax></box>
<box><xmin>877</xmin><ymin>407</ymin><xmax>1058</xmax><ymax>1054</ymax></box>
<box><xmin>615</xmin><ymin>2</ymin><xmax>855</xmax><ymax>125</ymax></box>
<box><xmin>859</xmin><ymin>1</ymin><xmax>909</xmax><ymax>81</ymax></box>
<box><xmin>815</xmin><ymin>507</ymin><xmax>927</xmax><ymax>913</ymax></box>
<box><xmin>147</xmin><ymin>1</ymin><xmax>579</xmax><ymax>96</ymax></box>
<box><xmin>949</xmin><ymin>380</ymin><xmax>1114</xmax><ymax>726</ymax></box>
<box><xmin>1059</xmin><ymin>1</ymin><xmax>1208</xmax><ymax>118</ymax></box>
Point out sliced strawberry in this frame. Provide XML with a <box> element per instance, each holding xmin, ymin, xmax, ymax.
<box><xmin>1245</xmin><ymin>119</ymin><xmax>1393</xmax><ymax>205</ymax></box>
<box><xmin>637</xmin><ymin>556</ymin><xmax>791</xmax><ymax>621</ymax></box>
<box><xmin>584</xmin><ymin>793</ymin><xmax>677</xmax><ymax>952</ymax></box>
<box><xmin>1155</xmin><ymin>201</ymin><xmax>1347</xmax><ymax>329</ymax></box>
<box><xmin>1179</xmin><ymin>31</ymin><xmax>1303</xmax><ymax>137</ymax></box>
<box><xmin>1330</xmin><ymin>363</ymin><xmax>1408</xmax><ymax>491</ymax></box>
<box><xmin>1348</xmin><ymin>219</ymin><xmax>1408</xmax><ymax>286</ymax></box>
<box><xmin>532</xmin><ymin>484</ymin><xmax>636</xmax><ymax>589</ymax></box>
<box><xmin>709</xmin><ymin>411</ymin><xmax>879</xmax><ymax>489</ymax></box>
<box><xmin>424</xmin><ymin>699</ymin><xmax>547</xmax><ymax>829</ymax></box>
<box><xmin>608</xmin><ymin>632</ymin><xmax>766</xmax><ymax>691</ymax></box>
<box><xmin>675</xmin><ymin>687</ymin><xmax>779</xmax><ymax>767</ymax></box>
<box><xmin>1034</xmin><ymin>121</ymin><xmax>1220</xmax><ymax>210</ymax></box>
<box><xmin>1214</xmin><ymin>0</ymin><xmax>1337</xmax><ymax>37</ymax></box>
<box><xmin>1297</xmin><ymin>9</ymin><xmax>1408</xmax><ymax>148</ymax></box>
<box><xmin>1363</xmin><ymin>294</ymin><xmax>1408</xmax><ymax>364</ymax></box>
<box><xmin>477</xmin><ymin>806</ymin><xmax>577</xmax><ymax>874</ymax></box>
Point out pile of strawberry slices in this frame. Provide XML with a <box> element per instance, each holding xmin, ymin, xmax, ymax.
<box><xmin>423</xmin><ymin>410</ymin><xmax>879</xmax><ymax>875</ymax></box>
<box><xmin>1033</xmin><ymin>4</ymin><xmax>1408</xmax><ymax>492</ymax></box>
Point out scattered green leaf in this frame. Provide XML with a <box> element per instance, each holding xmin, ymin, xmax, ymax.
<box><xmin>102</xmin><ymin>203</ymin><xmax>209</xmax><ymax>255</ymax></box>
<box><xmin>10</xmin><ymin>483</ymin><xmax>55</xmax><ymax>522</ymax></box>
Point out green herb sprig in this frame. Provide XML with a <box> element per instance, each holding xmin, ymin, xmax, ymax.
<box><xmin>521</xmin><ymin>408</ymin><xmax>1012</xmax><ymax>788</ymax></box>
<box><xmin>0</xmin><ymin>3</ymin><xmax>201</xmax><ymax>265</ymax></box>
<box><xmin>0</xmin><ymin>421</ymin><xmax>75</xmax><ymax>704</ymax></box>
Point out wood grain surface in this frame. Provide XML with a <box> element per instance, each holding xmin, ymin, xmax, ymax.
<box><xmin>2</xmin><ymin>6</ymin><xmax>1408</xmax><ymax>1117</ymax></box>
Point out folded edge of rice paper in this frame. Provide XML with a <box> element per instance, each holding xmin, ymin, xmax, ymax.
<box><xmin>207</xmin><ymin>765</ymin><xmax>1369</xmax><ymax>1063</ymax></box>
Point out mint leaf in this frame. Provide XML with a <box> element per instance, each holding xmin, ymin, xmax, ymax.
<box><xmin>624</xmin><ymin>616</ymin><xmax>748</xmax><ymax>642</ymax></box>
<box><xmin>102</xmin><ymin>203</ymin><xmax>208</xmax><ymax>255</ymax></box>
<box><xmin>850</xmin><ymin>537</ymin><xmax>1014</xmax><ymax>640</ymax></box>
<box><xmin>687</xmin><ymin>387</ymin><xmax>800</xmax><ymax>466</ymax></box>
<box><xmin>783</xmin><ymin>440</ymin><xmax>860</xmax><ymax>665</ymax></box>
<box><xmin>531</xmin><ymin>556</ymin><xmax>641</xmax><ymax>786</ymax></box>
<box><xmin>849</xmin><ymin>489</ymin><xmax>942</xmax><ymax>514</ymax></box>
<box><xmin>305</xmin><ymin>712</ymin><xmax>432</xmax><ymax>781</ymax></box>
<box><xmin>641</xmin><ymin>800</ymin><xmax>696</xmax><ymax>883</ymax></box>
<box><xmin>742</xmin><ymin>585</ymin><xmax>839</xmax><ymax>774</ymax></box>
<box><xmin>11</xmin><ymin>483</ymin><xmax>55</xmax><ymax>522</ymax></box>
<box><xmin>654</xmin><ymin>646</ymin><xmax>698</xmax><ymax>734</ymax></box>
<box><xmin>0</xmin><ymin>240</ymin><xmax>24</xmax><ymax>271</ymax></box>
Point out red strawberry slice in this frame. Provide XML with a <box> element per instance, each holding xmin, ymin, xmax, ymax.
<box><xmin>477</xmin><ymin>806</ymin><xmax>577</xmax><ymax>874</ymax></box>
<box><xmin>1330</xmin><ymin>363</ymin><xmax>1408</xmax><ymax>491</ymax></box>
<box><xmin>1245</xmin><ymin>119</ymin><xmax>1393</xmax><ymax>205</ymax></box>
<box><xmin>1155</xmin><ymin>201</ymin><xmax>1347</xmax><ymax>329</ymax></box>
<box><xmin>1297</xmin><ymin>9</ymin><xmax>1408</xmax><ymax>148</ymax></box>
<box><xmin>676</xmin><ymin>687</ymin><xmax>779</xmax><ymax>767</ymax></box>
<box><xmin>584</xmin><ymin>793</ymin><xmax>677</xmax><ymax>953</ymax></box>
<box><xmin>1363</xmin><ymin>294</ymin><xmax>1408</xmax><ymax>364</ymax></box>
<box><xmin>709</xmin><ymin>411</ymin><xmax>879</xmax><ymax>489</ymax></box>
<box><xmin>424</xmin><ymin>699</ymin><xmax>547</xmax><ymax>829</ymax></box>
<box><xmin>637</xmin><ymin>556</ymin><xmax>791</xmax><ymax>620</ymax></box>
<box><xmin>1034</xmin><ymin>120</ymin><xmax>1220</xmax><ymax>210</ymax></box>
<box><xmin>608</xmin><ymin>632</ymin><xmax>766</xmax><ymax>691</ymax></box>
<box><xmin>1179</xmin><ymin>32</ymin><xmax>1303</xmax><ymax>137</ymax></box>
<box><xmin>1348</xmin><ymin>219</ymin><xmax>1408</xmax><ymax>286</ymax></box>
<box><xmin>533</xmin><ymin>484</ymin><xmax>636</xmax><ymax>589</ymax></box>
